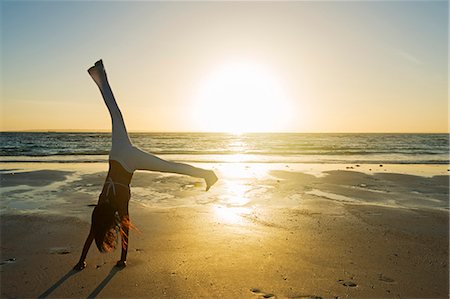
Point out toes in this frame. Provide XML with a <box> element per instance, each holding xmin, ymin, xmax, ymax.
<box><xmin>94</xmin><ymin>59</ymin><xmax>103</xmax><ymax>68</ymax></box>
<box><xmin>205</xmin><ymin>171</ymin><xmax>218</xmax><ymax>191</ymax></box>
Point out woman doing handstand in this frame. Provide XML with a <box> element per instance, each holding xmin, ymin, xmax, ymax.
<box><xmin>74</xmin><ymin>60</ymin><xmax>218</xmax><ymax>270</ymax></box>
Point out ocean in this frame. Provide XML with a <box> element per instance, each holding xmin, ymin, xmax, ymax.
<box><xmin>1</xmin><ymin>132</ymin><xmax>448</xmax><ymax>165</ymax></box>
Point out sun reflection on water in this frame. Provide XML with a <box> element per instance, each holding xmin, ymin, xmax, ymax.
<box><xmin>211</xmin><ymin>135</ymin><xmax>258</xmax><ymax>224</ymax></box>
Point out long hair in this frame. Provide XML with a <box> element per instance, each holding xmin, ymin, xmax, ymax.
<box><xmin>91</xmin><ymin>203</ymin><xmax>120</xmax><ymax>252</ymax></box>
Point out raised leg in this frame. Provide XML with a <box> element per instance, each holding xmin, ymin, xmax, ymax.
<box><xmin>88</xmin><ymin>60</ymin><xmax>132</xmax><ymax>154</ymax></box>
<box><xmin>130</xmin><ymin>147</ymin><xmax>218</xmax><ymax>190</ymax></box>
<box><xmin>74</xmin><ymin>227</ymin><xmax>94</xmax><ymax>270</ymax></box>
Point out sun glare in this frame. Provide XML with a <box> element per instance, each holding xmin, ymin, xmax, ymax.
<box><xmin>193</xmin><ymin>61</ymin><xmax>292</xmax><ymax>133</ymax></box>
<box><xmin>213</xmin><ymin>179</ymin><xmax>253</xmax><ymax>225</ymax></box>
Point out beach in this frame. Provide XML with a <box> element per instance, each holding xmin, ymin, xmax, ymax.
<box><xmin>2</xmin><ymin>0</ymin><xmax>449</xmax><ymax>296</ymax></box>
<box><xmin>1</xmin><ymin>162</ymin><xmax>448</xmax><ymax>298</ymax></box>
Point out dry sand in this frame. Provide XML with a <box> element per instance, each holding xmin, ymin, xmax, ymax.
<box><xmin>0</xmin><ymin>163</ymin><xmax>448</xmax><ymax>298</ymax></box>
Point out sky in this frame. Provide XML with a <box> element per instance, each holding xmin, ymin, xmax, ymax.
<box><xmin>1</xmin><ymin>1</ymin><xmax>448</xmax><ymax>133</ymax></box>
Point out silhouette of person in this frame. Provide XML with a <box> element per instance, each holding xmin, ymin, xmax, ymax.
<box><xmin>74</xmin><ymin>60</ymin><xmax>217</xmax><ymax>270</ymax></box>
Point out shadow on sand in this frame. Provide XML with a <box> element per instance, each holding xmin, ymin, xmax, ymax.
<box><xmin>37</xmin><ymin>266</ymin><xmax>121</xmax><ymax>299</ymax></box>
<box><xmin>87</xmin><ymin>267</ymin><xmax>121</xmax><ymax>298</ymax></box>
<box><xmin>37</xmin><ymin>269</ymin><xmax>79</xmax><ymax>298</ymax></box>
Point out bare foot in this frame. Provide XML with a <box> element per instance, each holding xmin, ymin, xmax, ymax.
<box><xmin>205</xmin><ymin>170</ymin><xmax>218</xmax><ymax>191</ymax></box>
<box><xmin>87</xmin><ymin>59</ymin><xmax>107</xmax><ymax>86</ymax></box>
<box><xmin>115</xmin><ymin>260</ymin><xmax>127</xmax><ymax>268</ymax></box>
<box><xmin>73</xmin><ymin>261</ymin><xmax>87</xmax><ymax>271</ymax></box>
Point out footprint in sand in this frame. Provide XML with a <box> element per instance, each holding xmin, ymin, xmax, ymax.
<box><xmin>250</xmin><ymin>288</ymin><xmax>276</xmax><ymax>298</ymax></box>
<box><xmin>337</xmin><ymin>279</ymin><xmax>358</xmax><ymax>287</ymax></box>
<box><xmin>49</xmin><ymin>247</ymin><xmax>71</xmax><ymax>255</ymax></box>
<box><xmin>0</xmin><ymin>258</ymin><xmax>17</xmax><ymax>265</ymax></box>
<box><xmin>378</xmin><ymin>274</ymin><xmax>396</xmax><ymax>283</ymax></box>
<box><xmin>288</xmin><ymin>296</ymin><xmax>322</xmax><ymax>299</ymax></box>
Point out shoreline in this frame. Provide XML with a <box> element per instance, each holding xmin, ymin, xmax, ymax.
<box><xmin>1</xmin><ymin>162</ymin><xmax>448</xmax><ymax>214</ymax></box>
<box><xmin>1</xmin><ymin>161</ymin><xmax>448</xmax><ymax>175</ymax></box>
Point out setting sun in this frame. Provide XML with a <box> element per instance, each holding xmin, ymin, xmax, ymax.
<box><xmin>192</xmin><ymin>61</ymin><xmax>293</xmax><ymax>133</ymax></box>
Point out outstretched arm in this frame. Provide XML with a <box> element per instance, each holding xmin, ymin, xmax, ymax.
<box><xmin>116</xmin><ymin>203</ymin><xmax>130</xmax><ymax>268</ymax></box>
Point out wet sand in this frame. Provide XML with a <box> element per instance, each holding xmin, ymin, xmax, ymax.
<box><xmin>0</xmin><ymin>163</ymin><xmax>448</xmax><ymax>298</ymax></box>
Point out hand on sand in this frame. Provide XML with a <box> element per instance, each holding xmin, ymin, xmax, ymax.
<box><xmin>73</xmin><ymin>261</ymin><xmax>87</xmax><ymax>271</ymax></box>
<box><xmin>205</xmin><ymin>170</ymin><xmax>218</xmax><ymax>191</ymax></box>
<box><xmin>115</xmin><ymin>260</ymin><xmax>127</xmax><ymax>268</ymax></box>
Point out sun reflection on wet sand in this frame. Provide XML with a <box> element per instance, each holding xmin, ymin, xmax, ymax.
<box><xmin>213</xmin><ymin>178</ymin><xmax>254</xmax><ymax>224</ymax></box>
<box><xmin>219</xmin><ymin>180</ymin><xmax>250</xmax><ymax>205</ymax></box>
<box><xmin>213</xmin><ymin>205</ymin><xmax>252</xmax><ymax>224</ymax></box>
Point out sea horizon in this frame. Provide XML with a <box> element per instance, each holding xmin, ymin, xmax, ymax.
<box><xmin>1</xmin><ymin>130</ymin><xmax>449</xmax><ymax>134</ymax></box>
